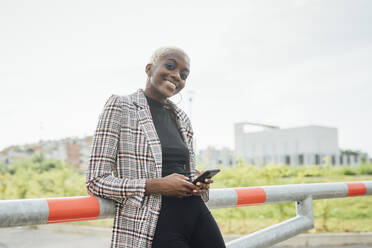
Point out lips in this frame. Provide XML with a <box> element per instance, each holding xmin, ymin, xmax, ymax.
<box><xmin>164</xmin><ymin>79</ymin><xmax>177</xmax><ymax>90</ymax></box>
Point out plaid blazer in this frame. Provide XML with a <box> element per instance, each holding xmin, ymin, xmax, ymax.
<box><xmin>86</xmin><ymin>89</ymin><xmax>208</xmax><ymax>248</ymax></box>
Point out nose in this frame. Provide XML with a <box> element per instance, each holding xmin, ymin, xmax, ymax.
<box><xmin>169</xmin><ymin>69</ymin><xmax>181</xmax><ymax>82</ymax></box>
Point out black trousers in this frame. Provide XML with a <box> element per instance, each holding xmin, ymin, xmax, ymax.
<box><xmin>151</xmin><ymin>195</ymin><xmax>226</xmax><ymax>248</ymax></box>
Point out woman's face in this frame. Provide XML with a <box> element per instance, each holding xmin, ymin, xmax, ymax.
<box><xmin>145</xmin><ymin>52</ymin><xmax>190</xmax><ymax>101</ymax></box>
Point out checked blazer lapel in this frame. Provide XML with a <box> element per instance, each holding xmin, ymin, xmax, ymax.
<box><xmin>133</xmin><ymin>90</ymin><xmax>162</xmax><ymax>178</ymax></box>
<box><xmin>132</xmin><ymin>89</ymin><xmax>193</xmax><ymax>179</ymax></box>
<box><xmin>167</xmin><ymin>100</ymin><xmax>194</xmax><ymax>176</ymax></box>
<box><xmin>168</xmin><ymin>101</ymin><xmax>191</xmax><ymax>146</ymax></box>
<box><xmin>174</xmin><ymin>113</ymin><xmax>188</xmax><ymax>146</ymax></box>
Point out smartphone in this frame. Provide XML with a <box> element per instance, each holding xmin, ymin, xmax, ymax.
<box><xmin>192</xmin><ymin>169</ymin><xmax>220</xmax><ymax>184</ymax></box>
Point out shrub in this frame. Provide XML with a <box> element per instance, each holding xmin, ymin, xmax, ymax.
<box><xmin>342</xmin><ymin>168</ymin><xmax>357</xmax><ymax>176</ymax></box>
<box><xmin>359</xmin><ymin>163</ymin><xmax>372</xmax><ymax>175</ymax></box>
<box><xmin>0</xmin><ymin>157</ymin><xmax>86</xmax><ymax>200</ymax></box>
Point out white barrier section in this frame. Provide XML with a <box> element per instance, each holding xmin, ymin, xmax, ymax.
<box><xmin>1</xmin><ymin>181</ymin><xmax>371</xmax><ymax>248</ymax></box>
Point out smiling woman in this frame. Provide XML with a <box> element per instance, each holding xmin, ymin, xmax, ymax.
<box><xmin>145</xmin><ymin>47</ymin><xmax>190</xmax><ymax>101</ymax></box>
<box><xmin>86</xmin><ymin>47</ymin><xmax>225</xmax><ymax>248</ymax></box>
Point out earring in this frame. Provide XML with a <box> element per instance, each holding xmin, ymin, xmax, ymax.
<box><xmin>175</xmin><ymin>92</ymin><xmax>183</xmax><ymax>105</ymax></box>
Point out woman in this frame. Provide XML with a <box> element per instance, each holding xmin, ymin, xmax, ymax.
<box><xmin>86</xmin><ymin>47</ymin><xmax>225</xmax><ymax>248</ymax></box>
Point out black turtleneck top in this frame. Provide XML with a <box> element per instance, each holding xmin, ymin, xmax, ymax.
<box><xmin>146</xmin><ymin>96</ymin><xmax>190</xmax><ymax>177</ymax></box>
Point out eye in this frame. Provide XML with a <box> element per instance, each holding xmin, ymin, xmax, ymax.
<box><xmin>180</xmin><ymin>71</ymin><xmax>189</xmax><ymax>80</ymax></box>
<box><xmin>165</xmin><ymin>61</ymin><xmax>175</xmax><ymax>70</ymax></box>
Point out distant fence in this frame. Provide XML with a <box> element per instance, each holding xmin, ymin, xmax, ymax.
<box><xmin>1</xmin><ymin>181</ymin><xmax>371</xmax><ymax>248</ymax></box>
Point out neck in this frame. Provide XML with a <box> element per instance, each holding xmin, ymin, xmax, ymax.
<box><xmin>144</xmin><ymin>84</ymin><xmax>168</xmax><ymax>104</ymax></box>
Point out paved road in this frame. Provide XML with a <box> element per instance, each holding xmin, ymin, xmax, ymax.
<box><xmin>0</xmin><ymin>227</ymin><xmax>109</xmax><ymax>248</ymax></box>
<box><xmin>1</xmin><ymin>226</ymin><xmax>371</xmax><ymax>248</ymax></box>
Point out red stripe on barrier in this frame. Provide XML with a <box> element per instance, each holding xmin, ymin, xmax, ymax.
<box><xmin>346</xmin><ymin>182</ymin><xmax>367</xmax><ymax>197</ymax></box>
<box><xmin>46</xmin><ymin>196</ymin><xmax>100</xmax><ymax>224</ymax></box>
<box><xmin>235</xmin><ymin>187</ymin><xmax>266</xmax><ymax>206</ymax></box>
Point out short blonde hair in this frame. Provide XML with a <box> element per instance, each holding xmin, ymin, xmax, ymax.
<box><xmin>149</xmin><ymin>46</ymin><xmax>190</xmax><ymax>66</ymax></box>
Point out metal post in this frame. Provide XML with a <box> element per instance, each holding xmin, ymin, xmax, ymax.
<box><xmin>226</xmin><ymin>196</ymin><xmax>314</xmax><ymax>248</ymax></box>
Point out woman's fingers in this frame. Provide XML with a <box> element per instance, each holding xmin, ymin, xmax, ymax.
<box><xmin>206</xmin><ymin>178</ymin><xmax>213</xmax><ymax>184</ymax></box>
<box><xmin>179</xmin><ymin>180</ymin><xmax>197</xmax><ymax>197</ymax></box>
<box><xmin>164</xmin><ymin>173</ymin><xmax>214</xmax><ymax>197</ymax></box>
<box><xmin>196</xmin><ymin>181</ymin><xmax>210</xmax><ymax>190</ymax></box>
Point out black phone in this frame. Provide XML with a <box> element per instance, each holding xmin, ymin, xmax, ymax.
<box><xmin>192</xmin><ymin>169</ymin><xmax>220</xmax><ymax>184</ymax></box>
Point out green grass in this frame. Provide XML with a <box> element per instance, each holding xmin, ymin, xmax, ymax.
<box><xmin>1</xmin><ymin>157</ymin><xmax>372</xmax><ymax>233</ymax></box>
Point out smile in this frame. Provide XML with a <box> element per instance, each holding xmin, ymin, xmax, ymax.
<box><xmin>165</xmin><ymin>80</ymin><xmax>177</xmax><ymax>89</ymax></box>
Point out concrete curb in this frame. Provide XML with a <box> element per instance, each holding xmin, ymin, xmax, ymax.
<box><xmin>274</xmin><ymin>232</ymin><xmax>372</xmax><ymax>247</ymax></box>
<box><xmin>35</xmin><ymin>223</ymin><xmax>112</xmax><ymax>237</ymax></box>
<box><xmin>25</xmin><ymin>224</ymin><xmax>372</xmax><ymax>247</ymax></box>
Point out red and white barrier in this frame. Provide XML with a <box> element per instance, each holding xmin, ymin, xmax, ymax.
<box><xmin>206</xmin><ymin>181</ymin><xmax>372</xmax><ymax>209</ymax></box>
<box><xmin>0</xmin><ymin>181</ymin><xmax>371</xmax><ymax>228</ymax></box>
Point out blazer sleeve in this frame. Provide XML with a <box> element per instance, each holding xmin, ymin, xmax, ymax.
<box><xmin>86</xmin><ymin>95</ymin><xmax>146</xmax><ymax>207</ymax></box>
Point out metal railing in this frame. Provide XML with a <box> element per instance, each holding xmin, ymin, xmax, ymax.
<box><xmin>1</xmin><ymin>181</ymin><xmax>371</xmax><ymax>248</ymax></box>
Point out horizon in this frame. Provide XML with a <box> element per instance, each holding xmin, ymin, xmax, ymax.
<box><xmin>0</xmin><ymin>123</ymin><xmax>369</xmax><ymax>155</ymax></box>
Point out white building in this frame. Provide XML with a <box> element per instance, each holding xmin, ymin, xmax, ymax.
<box><xmin>197</xmin><ymin>146</ymin><xmax>235</xmax><ymax>168</ymax></box>
<box><xmin>234</xmin><ymin>123</ymin><xmax>364</xmax><ymax>166</ymax></box>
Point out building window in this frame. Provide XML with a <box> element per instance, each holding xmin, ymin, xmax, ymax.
<box><xmin>298</xmin><ymin>154</ymin><xmax>304</xmax><ymax>165</ymax></box>
<box><xmin>340</xmin><ymin>155</ymin><xmax>343</xmax><ymax>165</ymax></box>
<box><xmin>347</xmin><ymin>156</ymin><xmax>350</xmax><ymax>165</ymax></box>
<box><xmin>285</xmin><ymin>155</ymin><xmax>290</xmax><ymax>165</ymax></box>
<box><xmin>315</xmin><ymin>154</ymin><xmax>320</xmax><ymax>165</ymax></box>
<box><xmin>331</xmin><ymin>155</ymin><xmax>336</xmax><ymax>165</ymax></box>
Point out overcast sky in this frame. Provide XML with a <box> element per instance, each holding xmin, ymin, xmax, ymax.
<box><xmin>0</xmin><ymin>0</ymin><xmax>371</xmax><ymax>155</ymax></box>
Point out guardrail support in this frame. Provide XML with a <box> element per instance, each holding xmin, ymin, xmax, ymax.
<box><xmin>226</xmin><ymin>196</ymin><xmax>314</xmax><ymax>248</ymax></box>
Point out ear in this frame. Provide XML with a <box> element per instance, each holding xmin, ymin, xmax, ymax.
<box><xmin>145</xmin><ymin>64</ymin><xmax>152</xmax><ymax>77</ymax></box>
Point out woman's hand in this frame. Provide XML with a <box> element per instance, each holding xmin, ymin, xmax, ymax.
<box><xmin>145</xmin><ymin>173</ymin><xmax>198</xmax><ymax>198</ymax></box>
<box><xmin>192</xmin><ymin>170</ymin><xmax>213</xmax><ymax>196</ymax></box>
